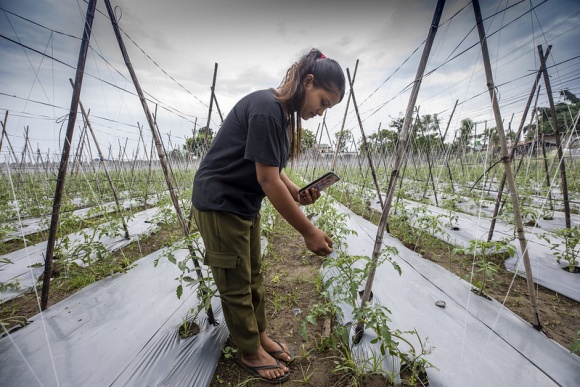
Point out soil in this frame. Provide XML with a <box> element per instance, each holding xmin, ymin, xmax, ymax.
<box><xmin>1</xmin><ymin>211</ymin><xmax>579</xmax><ymax>386</ymax></box>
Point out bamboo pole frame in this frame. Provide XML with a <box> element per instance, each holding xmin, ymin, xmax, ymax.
<box><xmin>354</xmin><ymin>0</ymin><xmax>446</xmax><ymax>342</ymax></box>
<box><xmin>72</xmin><ymin>79</ymin><xmax>131</xmax><ymax>240</ymax></box>
<box><xmin>538</xmin><ymin>44</ymin><xmax>571</xmax><ymax>229</ymax></box>
<box><xmin>41</xmin><ymin>0</ymin><xmax>97</xmax><ymax>310</ymax></box>
<box><xmin>472</xmin><ymin>0</ymin><xmax>540</xmax><ymax>329</ymax></box>
<box><xmin>487</xmin><ymin>62</ymin><xmax>547</xmax><ymax>242</ymax></box>
<box><xmin>104</xmin><ymin>0</ymin><xmax>215</xmax><ymax>324</ymax></box>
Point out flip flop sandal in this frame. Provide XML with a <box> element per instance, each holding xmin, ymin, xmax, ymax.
<box><xmin>235</xmin><ymin>354</ymin><xmax>290</xmax><ymax>384</ymax></box>
<box><xmin>267</xmin><ymin>340</ymin><xmax>295</xmax><ymax>364</ymax></box>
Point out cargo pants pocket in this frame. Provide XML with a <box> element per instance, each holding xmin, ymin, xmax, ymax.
<box><xmin>204</xmin><ymin>250</ymin><xmax>240</xmax><ymax>292</ymax></box>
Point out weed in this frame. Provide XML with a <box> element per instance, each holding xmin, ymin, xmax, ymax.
<box><xmin>571</xmin><ymin>331</ymin><xmax>580</xmax><ymax>355</ymax></box>
<box><xmin>453</xmin><ymin>239</ymin><xmax>516</xmax><ymax>296</ymax></box>
<box><xmin>540</xmin><ymin>226</ymin><xmax>580</xmax><ymax>272</ymax></box>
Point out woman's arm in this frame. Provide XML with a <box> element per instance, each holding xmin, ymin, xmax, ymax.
<box><xmin>256</xmin><ymin>162</ymin><xmax>332</xmax><ymax>256</ymax></box>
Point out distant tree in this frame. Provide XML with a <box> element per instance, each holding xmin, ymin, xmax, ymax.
<box><xmin>523</xmin><ymin>91</ymin><xmax>580</xmax><ymax>136</ymax></box>
<box><xmin>561</xmin><ymin>90</ymin><xmax>580</xmax><ymax>104</ymax></box>
<box><xmin>168</xmin><ymin>147</ymin><xmax>187</xmax><ymax>161</ymax></box>
<box><xmin>184</xmin><ymin>126</ymin><xmax>215</xmax><ymax>157</ymax></box>
<box><xmin>454</xmin><ymin>118</ymin><xmax>475</xmax><ymax>150</ymax></box>
<box><xmin>414</xmin><ymin>114</ymin><xmax>440</xmax><ymax>151</ymax></box>
<box><xmin>364</xmin><ymin>128</ymin><xmax>399</xmax><ymax>155</ymax></box>
<box><xmin>482</xmin><ymin>126</ymin><xmax>500</xmax><ymax>154</ymax></box>
<box><xmin>334</xmin><ymin>129</ymin><xmax>352</xmax><ymax>152</ymax></box>
<box><xmin>301</xmin><ymin>128</ymin><xmax>316</xmax><ymax>150</ymax></box>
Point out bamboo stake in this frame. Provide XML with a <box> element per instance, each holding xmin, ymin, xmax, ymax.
<box><xmin>1</xmin><ymin>115</ymin><xmax>20</xmax><ymax>169</ymax></box>
<box><xmin>203</xmin><ymin>63</ymin><xmax>218</xmax><ymax>157</ymax></box>
<box><xmin>104</xmin><ymin>0</ymin><xmax>215</xmax><ymax>324</ymax></box>
<box><xmin>331</xmin><ymin>60</ymin><xmax>359</xmax><ymax>171</ymax></box>
<box><xmin>37</xmin><ymin>147</ymin><xmax>49</xmax><ymax>178</ymax></box>
<box><xmin>212</xmin><ymin>88</ymin><xmax>224</xmax><ymax>124</ymax></box>
<box><xmin>18</xmin><ymin>126</ymin><xmax>30</xmax><ymax>179</ymax></box>
<box><xmin>354</xmin><ymin>0</ymin><xmax>446</xmax><ymax>343</ymax></box>
<box><xmin>487</xmin><ymin>64</ymin><xmax>546</xmax><ymax>241</ymax></box>
<box><xmin>41</xmin><ymin>0</ymin><xmax>97</xmax><ymax>310</ymax></box>
<box><xmin>540</xmin><ymin>130</ymin><xmax>554</xmax><ymax>211</ymax></box>
<box><xmin>538</xmin><ymin>44</ymin><xmax>571</xmax><ymax>229</ymax></box>
<box><xmin>473</xmin><ymin>0</ymin><xmax>540</xmax><ymax>329</ymax></box>
<box><xmin>0</xmin><ymin>111</ymin><xmax>7</xmax><ymax>153</ymax></box>
<box><xmin>128</xmin><ymin>125</ymin><xmax>143</xmax><ymax>188</ymax></box>
<box><xmin>72</xmin><ymin>120</ymin><xmax>88</xmax><ymax>176</ymax></box>
<box><xmin>25</xmin><ymin>128</ymin><xmax>37</xmax><ymax>176</ymax></box>
<box><xmin>439</xmin><ymin>99</ymin><xmax>458</xmax><ymax>191</ymax></box>
<box><xmin>71</xmin><ymin>79</ymin><xmax>130</xmax><ymax>239</ymax></box>
<box><xmin>346</xmin><ymin>67</ymin><xmax>384</xmax><ymax>209</ymax></box>
<box><xmin>144</xmin><ymin>136</ymin><xmax>155</xmax><ymax>209</ymax></box>
<box><xmin>418</xmin><ymin>119</ymin><xmax>438</xmax><ymax>206</ymax></box>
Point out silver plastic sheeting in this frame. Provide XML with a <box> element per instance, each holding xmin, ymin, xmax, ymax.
<box><xmin>0</xmin><ymin>207</ymin><xmax>162</xmax><ymax>302</ymax></box>
<box><xmin>0</xmin><ymin>246</ymin><xmax>228</xmax><ymax>387</ymax></box>
<box><xmin>323</xmin><ymin>202</ymin><xmax>580</xmax><ymax>386</ymax></box>
<box><xmin>370</xmin><ymin>198</ymin><xmax>580</xmax><ymax>303</ymax></box>
<box><xmin>1</xmin><ymin>194</ymin><xmax>164</xmax><ymax>242</ymax></box>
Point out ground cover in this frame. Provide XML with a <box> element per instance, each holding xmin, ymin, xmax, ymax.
<box><xmin>1</xmin><ymin>177</ymin><xmax>578</xmax><ymax>386</ymax></box>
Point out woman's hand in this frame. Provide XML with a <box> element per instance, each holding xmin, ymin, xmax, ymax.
<box><xmin>303</xmin><ymin>227</ymin><xmax>333</xmax><ymax>256</ymax></box>
<box><xmin>298</xmin><ymin>187</ymin><xmax>321</xmax><ymax>205</ymax></box>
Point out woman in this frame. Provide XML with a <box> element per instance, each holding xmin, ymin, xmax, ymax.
<box><xmin>192</xmin><ymin>48</ymin><xmax>345</xmax><ymax>383</ymax></box>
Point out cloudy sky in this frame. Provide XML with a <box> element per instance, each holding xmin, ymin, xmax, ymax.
<box><xmin>1</xmin><ymin>0</ymin><xmax>579</xmax><ymax>160</ymax></box>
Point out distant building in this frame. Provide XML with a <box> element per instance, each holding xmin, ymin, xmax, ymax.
<box><xmin>317</xmin><ymin>144</ymin><xmax>332</xmax><ymax>154</ymax></box>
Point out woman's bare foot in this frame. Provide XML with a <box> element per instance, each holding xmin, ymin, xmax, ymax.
<box><xmin>240</xmin><ymin>346</ymin><xmax>288</xmax><ymax>380</ymax></box>
<box><xmin>260</xmin><ymin>332</ymin><xmax>293</xmax><ymax>363</ymax></box>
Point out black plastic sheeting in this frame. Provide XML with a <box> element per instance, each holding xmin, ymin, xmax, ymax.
<box><xmin>323</xmin><ymin>202</ymin><xmax>580</xmax><ymax>386</ymax></box>
<box><xmin>0</xmin><ymin>246</ymin><xmax>228</xmax><ymax>386</ymax></box>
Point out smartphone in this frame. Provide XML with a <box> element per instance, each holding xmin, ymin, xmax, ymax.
<box><xmin>299</xmin><ymin>172</ymin><xmax>340</xmax><ymax>194</ymax></box>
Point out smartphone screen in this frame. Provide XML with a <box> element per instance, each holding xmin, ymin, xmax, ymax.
<box><xmin>299</xmin><ymin>172</ymin><xmax>340</xmax><ymax>194</ymax></box>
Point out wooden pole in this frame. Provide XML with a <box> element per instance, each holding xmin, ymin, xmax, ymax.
<box><xmin>104</xmin><ymin>0</ymin><xmax>215</xmax><ymax>324</ymax></box>
<box><xmin>0</xmin><ymin>111</ymin><xmax>7</xmax><ymax>153</ymax></box>
<box><xmin>212</xmin><ymin>88</ymin><xmax>224</xmax><ymax>124</ymax></box>
<box><xmin>71</xmin><ymin>79</ymin><xmax>130</xmax><ymax>239</ymax></box>
<box><xmin>439</xmin><ymin>99</ymin><xmax>458</xmax><ymax>191</ymax></box>
<box><xmin>538</xmin><ymin>45</ymin><xmax>571</xmax><ymax>229</ymax></box>
<box><xmin>487</xmin><ymin>63</ymin><xmax>546</xmax><ymax>241</ymax></box>
<box><xmin>37</xmin><ymin>147</ymin><xmax>49</xmax><ymax>178</ymax></box>
<box><xmin>473</xmin><ymin>0</ymin><xmax>540</xmax><ymax>329</ymax></box>
<box><xmin>144</xmin><ymin>136</ymin><xmax>155</xmax><ymax>209</ymax></box>
<box><xmin>354</xmin><ymin>0</ymin><xmax>446</xmax><ymax>342</ymax></box>
<box><xmin>203</xmin><ymin>63</ymin><xmax>218</xmax><ymax>156</ymax></box>
<box><xmin>419</xmin><ymin>119</ymin><xmax>439</xmax><ymax>206</ymax></box>
<box><xmin>18</xmin><ymin>126</ymin><xmax>30</xmax><ymax>179</ymax></box>
<box><xmin>1</xmin><ymin>115</ymin><xmax>20</xmax><ymax>167</ymax></box>
<box><xmin>41</xmin><ymin>0</ymin><xmax>97</xmax><ymax>310</ymax></box>
<box><xmin>331</xmin><ymin>60</ymin><xmax>358</xmax><ymax>171</ymax></box>
<box><xmin>1</xmin><ymin>112</ymin><xmax>17</xmax><ymax>164</ymax></box>
<box><xmin>72</xmin><ymin>120</ymin><xmax>88</xmax><ymax>176</ymax></box>
<box><xmin>346</xmin><ymin>67</ymin><xmax>384</xmax><ymax>208</ymax></box>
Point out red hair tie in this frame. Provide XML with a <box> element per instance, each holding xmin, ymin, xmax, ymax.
<box><xmin>319</xmin><ymin>54</ymin><xmax>327</xmax><ymax>59</ymax></box>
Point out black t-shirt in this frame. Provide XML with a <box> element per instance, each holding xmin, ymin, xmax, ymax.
<box><xmin>192</xmin><ymin>89</ymin><xmax>289</xmax><ymax>219</ymax></box>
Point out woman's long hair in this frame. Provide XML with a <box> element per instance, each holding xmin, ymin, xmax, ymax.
<box><xmin>276</xmin><ymin>48</ymin><xmax>345</xmax><ymax>158</ymax></box>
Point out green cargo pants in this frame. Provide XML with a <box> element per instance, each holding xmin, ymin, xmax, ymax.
<box><xmin>192</xmin><ymin>207</ymin><xmax>266</xmax><ymax>354</ymax></box>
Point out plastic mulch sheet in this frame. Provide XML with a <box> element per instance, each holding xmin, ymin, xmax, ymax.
<box><xmin>0</xmin><ymin>245</ymin><xmax>228</xmax><ymax>387</ymax></box>
<box><xmin>1</xmin><ymin>195</ymin><xmax>163</xmax><ymax>242</ymax></box>
<box><xmin>323</xmin><ymin>202</ymin><xmax>580</xmax><ymax>386</ymax></box>
<box><xmin>370</xmin><ymin>198</ymin><xmax>580</xmax><ymax>303</ymax></box>
<box><xmin>0</xmin><ymin>207</ymin><xmax>162</xmax><ymax>303</ymax></box>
